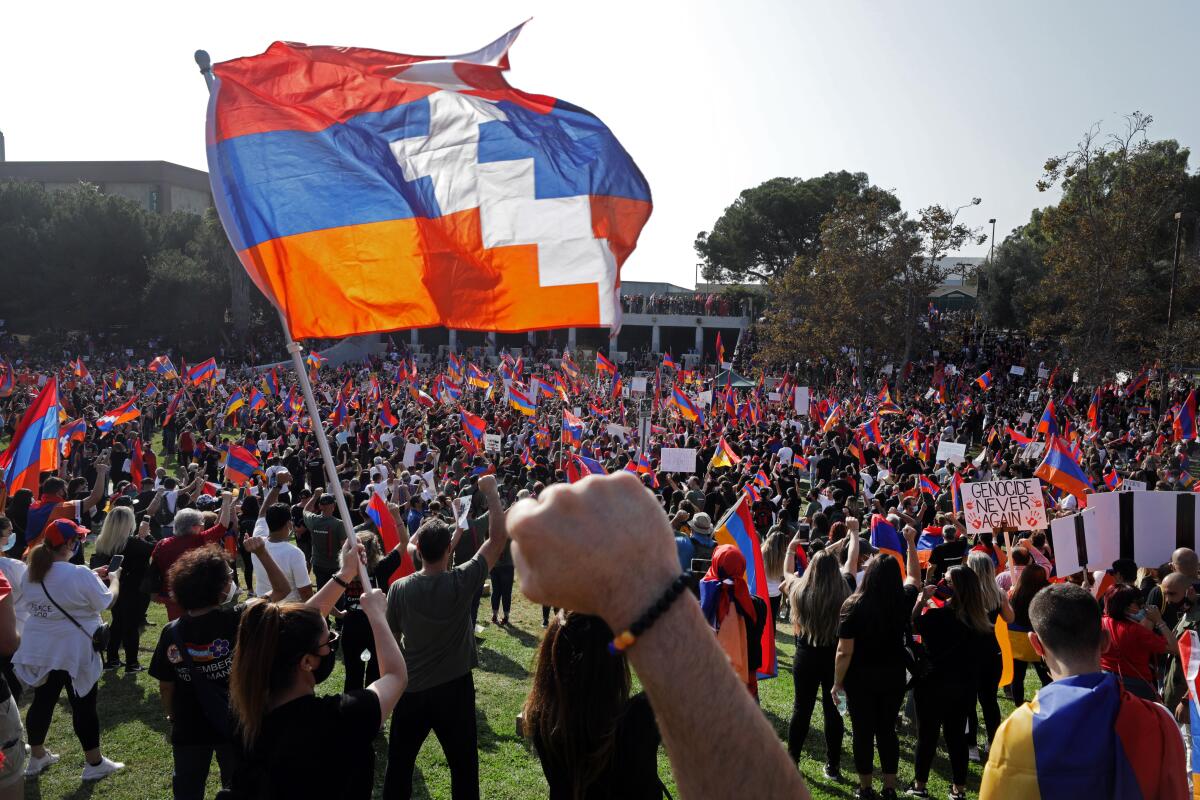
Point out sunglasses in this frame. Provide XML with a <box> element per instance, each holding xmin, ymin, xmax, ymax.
<box><xmin>311</xmin><ymin>630</ymin><xmax>340</xmax><ymax>655</ymax></box>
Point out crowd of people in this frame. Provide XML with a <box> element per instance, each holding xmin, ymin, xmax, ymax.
<box><xmin>619</xmin><ymin>292</ymin><xmax>755</xmax><ymax>317</ymax></box>
<box><xmin>0</xmin><ymin>310</ymin><xmax>1194</xmax><ymax>798</ymax></box>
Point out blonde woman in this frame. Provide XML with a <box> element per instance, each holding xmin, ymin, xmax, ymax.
<box><xmin>966</xmin><ymin>550</ymin><xmax>1013</xmax><ymax>759</ymax></box>
<box><xmin>761</xmin><ymin>530</ymin><xmax>789</xmax><ymax>624</ymax></box>
<box><xmin>783</xmin><ymin>532</ymin><xmax>856</xmax><ymax>780</ymax></box>
<box><xmin>90</xmin><ymin>506</ymin><xmax>155</xmax><ymax>672</ymax></box>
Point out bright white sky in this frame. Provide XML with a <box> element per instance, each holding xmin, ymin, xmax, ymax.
<box><xmin>3</xmin><ymin>0</ymin><xmax>1198</xmax><ymax>288</ymax></box>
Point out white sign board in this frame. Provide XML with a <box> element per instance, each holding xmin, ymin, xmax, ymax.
<box><xmin>1028</xmin><ymin>390</ymin><xmax>1040</xmax><ymax>403</ymax></box>
<box><xmin>1119</xmin><ymin>478</ymin><xmax>1147</xmax><ymax>492</ymax></box>
<box><xmin>402</xmin><ymin>442</ymin><xmax>421</xmax><ymax>467</ymax></box>
<box><xmin>1009</xmin><ymin>365</ymin><xmax>1026</xmax><ymax>376</ymax></box>
<box><xmin>1087</xmin><ymin>491</ymin><xmax>1194</xmax><ymax>569</ymax></box>
<box><xmin>768</xmin><ymin>392</ymin><xmax>782</xmax><ymax>402</ymax></box>
<box><xmin>1022</xmin><ymin>441</ymin><xmax>1046</xmax><ymax>462</ymax></box>
<box><xmin>961</xmin><ymin>478</ymin><xmax>1048</xmax><ymax>533</ymax></box>
<box><xmin>924</xmin><ymin>388</ymin><xmax>937</xmax><ymax>400</ymax></box>
<box><xmin>483</xmin><ymin>434</ymin><xmax>502</xmax><ymax>453</ymax></box>
<box><xmin>1047</xmin><ymin>507</ymin><xmax>1099</xmax><ymax>578</ymax></box>
<box><xmin>606</xmin><ymin>423</ymin><xmax>630</xmax><ymax>439</ymax></box>
<box><xmin>660</xmin><ymin>447</ymin><xmax>697</xmax><ymax>473</ymax></box>
<box><xmin>935</xmin><ymin>441</ymin><xmax>968</xmax><ymax>464</ymax></box>
<box><xmin>1019</xmin><ymin>412</ymin><xmax>1033</xmax><ymax>425</ymax></box>
<box><xmin>1037</xmin><ymin>367</ymin><xmax>1049</xmax><ymax>379</ymax></box>
<box><xmin>794</xmin><ymin>387</ymin><xmax>810</xmax><ymax>415</ymax></box>
<box><xmin>631</xmin><ymin>376</ymin><xmax>648</xmax><ymax>394</ymax></box>
<box><xmin>698</xmin><ymin>391</ymin><xmax>713</xmax><ymax>407</ymax></box>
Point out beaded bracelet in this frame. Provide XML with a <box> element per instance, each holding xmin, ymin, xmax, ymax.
<box><xmin>608</xmin><ymin>574</ymin><xmax>691</xmax><ymax>655</ymax></box>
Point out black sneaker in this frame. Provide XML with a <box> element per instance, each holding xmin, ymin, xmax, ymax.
<box><xmin>124</xmin><ymin>665</ymin><xmax>144</xmax><ymax>674</ymax></box>
<box><xmin>905</xmin><ymin>784</ymin><xmax>929</xmax><ymax>798</ymax></box>
<box><xmin>823</xmin><ymin>764</ymin><xmax>842</xmax><ymax>782</ymax></box>
<box><xmin>103</xmin><ymin>661</ymin><xmax>121</xmax><ymax>671</ymax></box>
<box><xmin>880</xmin><ymin>790</ymin><xmax>899</xmax><ymax>800</ymax></box>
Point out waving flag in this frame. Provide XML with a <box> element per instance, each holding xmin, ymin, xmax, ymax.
<box><xmin>792</xmin><ymin>454</ymin><xmax>809</xmax><ymax>470</ymax></box>
<box><xmin>188</xmin><ymin>358</ymin><xmax>217</xmax><ymax>385</ymax></box>
<box><xmin>1103</xmin><ymin>467</ymin><xmax>1122</xmax><ymax>491</ymax></box>
<box><xmin>0</xmin><ymin>361</ymin><xmax>12</xmax><ymax>398</ymax></box>
<box><xmin>223</xmin><ymin>390</ymin><xmax>245</xmax><ymax>417</ymax></box>
<box><xmin>918</xmin><ymin>474</ymin><xmax>940</xmax><ymax>496</ymax></box>
<box><xmin>129</xmin><ymin>438</ymin><xmax>146</xmax><ymax>486</ymax></box>
<box><xmin>466</xmin><ymin>363</ymin><xmax>491</xmax><ymax>390</ymax></box>
<box><xmin>460</xmin><ymin>410</ymin><xmax>487</xmax><ymax>450</ymax></box>
<box><xmin>59</xmin><ymin>418</ymin><xmax>86</xmax><ymax>458</ymax></box>
<box><xmin>712</xmin><ymin>493</ymin><xmax>775</xmax><ymax>679</ymax></box>
<box><xmin>565</xmin><ymin>453</ymin><xmax>606</xmax><ymax>483</ymax></box>
<box><xmin>306</xmin><ymin>351</ymin><xmax>327</xmax><ymax>370</ymax></box>
<box><xmin>860</xmin><ymin>416</ymin><xmax>883</xmax><ymax>444</ymax></box>
<box><xmin>96</xmin><ymin>397</ymin><xmax>140</xmax><ymax>432</ymax></box>
<box><xmin>710</xmin><ymin>437</ymin><xmax>742</xmax><ymax>469</ymax></box>
<box><xmin>610</xmin><ymin>373</ymin><xmax>623</xmax><ymax>401</ymax></box>
<box><xmin>1174</xmin><ymin>389</ymin><xmax>1197</xmax><ymax>441</ymax></box>
<box><xmin>150</xmin><ymin>355</ymin><xmax>179</xmax><ymax>380</ymax></box>
<box><xmin>0</xmin><ymin>379</ymin><xmax>60</xmax><ymax>493</ymax></box>
<box><xmin>73</xmin><ymin>357</ymin><xmax>94</xmax><ymax>386</ymax></box>
<box><xmin>142</xmin><ymin>382</ymin><xmax>159</xmax><ymax>398</ymax></box>
<box><xmin>1034</xmin><ymin>436</ymin><xmax>1094</xmax><ymax>506</ymax></box>
<box><xmin>366</xmin><ymin>491</ymin><xmax>414</xmax><ymax>585</ymax></box>
<box><xmin>261</xmin><ymin>367</ymin><xmax>279</xmax><ymax>398</ymax></box>
<box><xmin>164</xmin><ymin>387</ymin><xmax>187</xmax><ymax>426</ymax></box>
<box><xmin>662</xmin><ymin>352</ymin><xmax>676</xmax><ymax>371</ymax></box>
<box><xmin>975</xmin><ymin>370</ymin><xmax>993</xmax><ymax>391</ymax></box>
<box><xmin>1036</xmin><ymin>400</ymin><xmax>1058</xmax><ymax>438</ymax></box>
<box><xmin>206</xmin><ymin>24</ymin><xmax>651</xmax><ymax>339</ymax></box>
<box><xmin>509</xmin><ymin>385</ymin><xmax>536</xmax><ymax>416</ymax></box>
<box><xmin>248</xmin><ymin>388</ymin><xmax>267</xmax><ymax>411</ymax></box>
<box><xmin>870</xmin><ymin>514</ymin><xmax>908</xmax><ymax>579</ymax></box>
<box><xmin>596</xmin><ymin>352</ymin><xmax>617</xmax><ymax>375</ymax></box>
<box><xmin>671</xmin><ymin>387</ymin><xmax>703</xmax><ymax>424</ymax></box>
<box><xmin>715</xmin><ymin>332</ymin><xmax>725</xmax><ymax>365</ymax></box>
<box><xmin>562</xmin><ymin>409</ymin><xmax>584</xmax><ymax>447</ymax></box>
<box><xmin>222</xmin><ymin>444</ymin><xmax>260</xmax><ymax>485</ymax></box>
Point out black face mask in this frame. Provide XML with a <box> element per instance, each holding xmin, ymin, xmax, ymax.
<box><xmin>1168</xmin><ymin>600</ymin><xmax>1193</xmax><ymax>616</ymax></box>
<box><xmin>312</xmin><ymin>647</ymin><xmax>337</xmax><ymax>684</ymax></box>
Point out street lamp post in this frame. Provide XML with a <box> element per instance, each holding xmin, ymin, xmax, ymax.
<box><xmin>1166</xmin><ymin>211</ymin><xmax>1185</xmax><ymax>341</ymax></box>
<box><xmin>988</xmin><ymin>218</ymin><xmax>996</xmax><ymax>263</ymax></box>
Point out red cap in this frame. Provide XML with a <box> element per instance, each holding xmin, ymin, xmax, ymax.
<box><xmin>45</xmin><ymin>518</ymin><xmax>86</xmax><ymax>548</ymax></box>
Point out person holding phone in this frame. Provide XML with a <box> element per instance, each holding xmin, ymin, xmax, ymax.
<box><xmin>90</xmin><ymin>506</ymin><xmax>154</xmax><ymax>673</ymax></box>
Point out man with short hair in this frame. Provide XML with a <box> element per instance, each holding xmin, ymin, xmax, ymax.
<box><xmin>250</xmin><ymin>493</ymin><xmax>313</xmax><ymax>603</ymax></box>
<box><xmin>303</xmin><ymin>488</ymin><xmax>348</xmax><ymax>589</ymax></box>
<box><xmin>1147</xmin><ymin>547</ymin><xmax>1200</xmax><ymax>612</ymax></box>
<box><xmin>384</xmin><ymin>475</ymin><xmax>510</xmax><ymax>800</ymax></box>
<box><xmin>981</xmin><ymin>583</ymin><xmax>1185</xmax><ymax>798</ymax></box>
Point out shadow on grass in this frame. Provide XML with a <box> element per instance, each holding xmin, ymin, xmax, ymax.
<box><xmin>478</xmin><ymin>646</ymin><xmax>529</xmax><ymax>681</ymax></box>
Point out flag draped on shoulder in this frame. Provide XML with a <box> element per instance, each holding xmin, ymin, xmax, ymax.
<box><xmin>711</xmin><ymin>494</ymin><xmax>775</xmax><ymax>679</ymax></box>
<box><xmin>206</xmin><ymin>23</ymin><xmax>652</xmax><ymax>339</ymax></box>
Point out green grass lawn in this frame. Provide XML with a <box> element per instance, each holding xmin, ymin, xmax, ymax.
<box><xmin>20</xmin><ymin>572</ymin><xmax>1031</xmax><ymax>799</ymax></box>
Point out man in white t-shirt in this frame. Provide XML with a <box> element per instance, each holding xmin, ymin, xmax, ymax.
<box><xmin>252</xmin><ymin>503</ymin><xmax>312</xmax><ymax>602</ymax></box>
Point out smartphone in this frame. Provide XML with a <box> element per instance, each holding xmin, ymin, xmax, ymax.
<box><xmin>107</xmin><ymin>555</ymin><xmax>124</xmax><ymax>573</ymax></box>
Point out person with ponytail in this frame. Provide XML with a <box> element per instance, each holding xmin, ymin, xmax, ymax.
<box><xmin>14</xmin><ymin>519</ymin><xmax>124</xmax><ymax>781</ymax></box>
<box><xmin>223</xmin><ymin>536</ymin><xmax>407</xmax><ymax>799</ymax></box>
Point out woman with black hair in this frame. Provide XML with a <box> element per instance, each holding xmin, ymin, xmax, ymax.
<box><xmin>832</xmin><ymin>525</ymin><xmax>921</xmax><ymax>800</ymax></box>
<box><xmin>523</xmin><ymin>612</ymin><xmax>665</xmax><ymax>799</ymax></box>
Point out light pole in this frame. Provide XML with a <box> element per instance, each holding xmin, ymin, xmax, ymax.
<box><xmin>1166</xmin><ymin>211</ymin><xmax>1185</xmax><ymax>341</ymax></box>
<box><xmin>988</xmin><ymin>218</ymin><xmax>996</xmax><ymax>262</ymax></box>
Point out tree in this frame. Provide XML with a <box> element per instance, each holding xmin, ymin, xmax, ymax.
<box><xmin>757</xmin><ymin>188</ymin><xmax>919</xmax><ymax>369</ymax></box>
<box><xmin>695</xmin><ymin>172</ymin><xmax>870</xmax><ymax>283</ymax></box>
<box><xmin>979</xmin><ymin>211</ymin><xmax>1049</xmax><ymax>329</ymax></box>
<box><xmin>1031</xmin><ymin>113</ymin><xmax>1195</xmax><ymax>376</ymax></box>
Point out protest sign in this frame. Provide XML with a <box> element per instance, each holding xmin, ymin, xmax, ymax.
<box><xmin>1046</xmin><ymin>507</ymin><xmax>1099</xmax><ymax>578</ymax></box>
<box><xmin>402</xmin><ymin>442</ymin><xmax>421</xmax><ymax>467</ymax></box>
<box><xmin>1022</xmin><ymin>441</ymin><xmax>1046</xmax><ymax>462</ymax></box>
<box><xmin>935</xmin><ymin>441</ymin><xmax>967</xmax><ymax>464</ymax></box>
<box><xmin>631</xmin><ymin>376</ymin><xmax>647</xmax><ymax>394</ymax></box>
<box><xmin>768</xmin><ymin>392</ymin><xmax>782</xmax><ymax>402</ymax></box>
<box><xmin>660</xmin><ymin>448</ymin><xmax>697</xmax><ymax>473</ymax></box>
<box><xmin>961</xmin><ymin>478</ymin><xmax>1048</xmax><ymax>532</ymax></box>
<box><xmin>606</xmin><ymin>423</ymin><xmax>630</xmax><ymax>438</ymax></box>
<box><xmin>1010</xmin><ymin>365</ymin><xmax>1026</xmax><ymax>376</ymax></box>
<box><xmin>1037</xmin><ymin>367</ymin><xmax>1049</xmax><ymax>379</ymax></box>
<box><xmin>1119</xmin><ymin>478</ymin><xmax>1147</xmax><ymax>492</ymax></box>
<box><xmin>1089</xmin><ymin>490</ymin><xmax>1196</xmax><ymax>569</ymax></box>
<box><xmin>1028</xmin><ymin>389</ymin><xmax>1040</xmax><ymax>403</ymax></box>
<box><xmin>794</xmin><ymin>387</ymin><xmax>810</xmax><ymax>415</ymax></box>
<box><xmin>698</xmin><ymin>391</ymin><xmax>713</xmax><ymax>406</ymax></box>
<box><xmin>1019</xmin><ymin>412</ymin><xmax>1033</xmax><ymax>425</ymax></box>
<box><xmin>484</xmin><ymin>434</ymin><xmax>501</xmax><ymax>453</ymax></box>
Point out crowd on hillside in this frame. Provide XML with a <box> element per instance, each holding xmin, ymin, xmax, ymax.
<box><xmin>0</xmin><ymin>311</ymin><xmax>1193</xmax><ymax>799</ymax></box>
<box><xmin>619</xmin><ymin>292</ymin><xmax>755</xmax><ymax>317</ymax></box>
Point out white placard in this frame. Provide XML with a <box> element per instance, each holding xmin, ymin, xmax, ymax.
<box><xmin>1019</xmin><ymin>412</ymin><xmax>1033</xmax><ymax>425</ymax></box>
<box><xmin>606</xmin><ymin>423</ymin><xmax>630</xmax><ymax>438</ymax></box>
<box><xmin>402</xmin><ymin>442</ymin><xmax>421</xmax><ymax>467</ymax></box>
<box><xmin>124</xmin><ymin>349</ymin><xmax>134</xmax><ymax>356</ymax></box>
<box><xmin>768</xmin><ymin>392</ymin><xmax>782</xmax><ymax>402</ymax></box>
<box><xmin>1028</xmin><ymin>390</ymin><xmax>1040</xmax><ymax>403</ymax></box>
<box><xmin>698</xmin><ymin>391</ymin><xmax>713</xmax><ymax>407</ymax></box>
<box><xmin>1009</xmin><ymin>365</ymin><xmax>1026</xmax><ymax>376</ymax></box>
<box><xmin>924</xmin><ymin>388</ymin><xmax>937</xmax><ymax>400</ymax></box>
<box><xmin>1088</xmin><ymin>491</ymin><xmax>1192</xmax><ymax>569</ymax></box>
<box><xmin>961</xmin><ymin>478</ymin><xmax>1048</xmax><ymax>533</ymax></box>
<box><xmin>631</xmin><ymin>376</ymin><xmax>648</xmax><ymax>394</ymax></box>
<box><xmin>660</xmin><ymin>447</ymin><xmax>697</xmax><ymax>473</ymax></box>
<box><xmin>935</xmin><ymin>441</ymin><xmax>968</xmax><ymax>464</ymax></box>
<box><xmin>1048</xmin><ymin>508</ymin><xmax>1099</xmax><ymax>577</ymax></box>
<box><xmin>1037</xmin><ymin>367</ymin><xmax>1049</xmax><ymax>379</ymax></box>
<box><xmin>1119</xmin><ymin>478</ymin><xmax>1147</xmax><ymax>492</ymax></box>
<box><xmin>483</xmin><ymin>434</ymin><xmax>501</xmax><ymax>453</ymax></box>
<box><xmin>794</xmin><ymin>386</ymin><xmax>810</xmax><ymax>415</ymax></box>
<box><xmin>1023</xmin><ymin>441</ymin><xmax>1046</xmax><ymax>462</ymax></box>
<box><xmin>573</xmin><ymin>407</ymin><xmax>582</xmax><ymax>418</ymax></box>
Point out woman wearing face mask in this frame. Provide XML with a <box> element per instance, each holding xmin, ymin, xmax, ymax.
<box><xmin>1099</xmin><ymin>585</ymin><xmax>1180</xmax><ymax>701</ymax></box>
<box><xmin>149</xmin><ymin>538</ymin><xmax>291</xmax><ymax>800</ymax></box>
<box><xmin>222</xmin><ymin>541</ymin><xmax>407</xmax><ymax>799</ymax></box>
<box><xmin>90</xmin><ymin>506</ymin><xmax>154</xmax><ymax>672</ymax></box>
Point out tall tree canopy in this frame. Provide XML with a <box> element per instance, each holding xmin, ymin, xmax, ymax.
<box><xmin>695</xmin><ymin>171</ymin><xmax>870</xmax><ymax>283</ymax></box>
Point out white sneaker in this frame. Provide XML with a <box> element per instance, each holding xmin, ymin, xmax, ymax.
<box><xmin>25</xmin><ymin>749</ymin><xmax>59</xmax><ymax>777</ymax></box>
<box><xmin>81</xmin><ymin>756</ymin><xmax>124</xmax><ymax>781</ymax></box>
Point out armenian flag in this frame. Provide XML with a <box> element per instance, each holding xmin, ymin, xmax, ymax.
<box><xmin>596</xmin><ymin>352</ymin><xmax>616</xmax><ymax>375</ymax></box>
<box><xmin>222</xmin><ymin>444</ymin><xmax>260</xmax><ymax>485</ymax></box>
<box><xmin>560</xmin><ymin>352</ymin><xmax>580</xmax><ymax>379</ymax></box>
<box><xmin>164</xmin><ymin>387</ymin><xmax>187</xmax><ymax>425</ymax></box>
<box><xmin>520</xmin><ymin>446</ymin><xmax>535</xmax><ymax>469</ymax></box>
<box><xmin>869</xmin><ymin>514</ymin><xmax>908</xmax><ymax>579</ymax></box>
<box><xmin>509</xmin><ymin>386</ymin><xmax>536</xmax><ymax>416</ymax></box>
<box><xmin>1034</xmin><ymin>436</ymin><xmax>1094</xmax><ymax>506</ymax></box>
<box><xmin>149</xmin><ymin>355</ymin><xmax>179</xmax><ymax>380</ymax></box>
<box><xmin>73</xmin><ymin>357</ymin><xmax>94</xmax><ymax>385</ymax></box>
<box><xmin>975</xmin><ymin>370</ymin><xmax>994</xmax><ymax>391</ymax></box>
<box><xmin>610</xmin><ymin>374</ymin><xmax>623</xmax><ymax>401</ymax></box>
<box><xmin>0</xmin><ymin>379</ymin><xmax>60</xmax><ymax>493</ymax></box>
<box><xmin>662</xmin><ymin>352</ymin><xmax>676</xmax><ymax>370</ymax></box>
<box><xmin>1006</xmin><ymin>426</ymin><xmax>1034</xmax><ymax>447</ymax></box>
<box><xmin>96</xmin><ymin>397</ymin><xmax>140</xmax><ymax>432</ymax></box>
<box><xmin>918</xmin><ymin>474</ymin><xmax>940</xmax><ymax>496</ymax></box>
<box><xmin>366</xmin><ymin>491</ymin><xmax>414</xmax><ymax>585</ymax></box>
<box><xmin>792</xmin><ymin>454</ymin><xmax>810</xmax><ymax>470</ymax></box>
<box><xmin>860</xmin><ymin>416</ymin><xmax>883</xmax><ymax>444</ymax></box>
<box><xmin>562</xmin><ymin>410</ymin><xmax>584</xmax><ymax>447</ymax></box>
<box><xmin>712</xmin><ymin>493</ymin><xmax>775</xmax><ymax>679</ymax></box>
<box><xmin>467</xmin><ymin>364</ymin><xmax>491</xmax><ymax>390</ymax></box>
<box><xmin>129</xmin><ymin>438</ymin><xmax>146</xmax><ymax>486</ymax></box>
<box><xmin>1036</xmin><ymin>400</ymin><xmax>1058</xmax><ymax>438</ymax></box>
<box><xmin>142</xmin><ymin>382</ymin><xmax>159</xmax><ymax>398</ymax></box>
<box><xmin>262</xmin><ymin>367</ymin><xmax>279</xmax><ymax>398</ymax></box>
<box><xmin>821</xmin><ymin>401</ymin><xmax>843</xmax><ymax>434</ymax></box>
<box><xmin>1173</xmin><ymin>388</ymin><xmax>1196</xmax><ymax>441</ymax></box>
<box><xmin>671</xmin><ymin>387</ymin><xmax>703</xmax><ymax>424</ymax></box>
<box><xmin>223</xmin><ymin>390</ymin><xmax>245</xmax><ymax>417</ymax></box>
<box><xmin>743</xmin><ymin>482</ymin><xmax>762</xmax><ymax>503</ymax></box>
<box><xmin>248</xmin><ymin>388</ymin><xmax>267</xmax><ymax>411</ymax></box>
<box><xmin>58</xmin><ymin>418</ymin><xmax>86</xmax><ymax>458</ymax></box>
<box><xmin>306</xmin><ymin>351</ymin><xmax>327</xmax><ymax>370</ymax></box>
<box><xmin>188</xmin><ymin>358</ymin><xmax>217</xmax><ymax>385</ymax></box>
<box><xmin>715</xmin><ymin>331</ymin><xmax>725</xmax><ymax>365</ymax></box>
<box><xmin>565</xmin><ymin>454</ymin><xmax>606</xmax><ymax>483</ymax></box>
<box><xmin>1087</xmin><ymin>390</ymin><xmax>1101</xmax><ymax>432</ymax></box>
<box><xmin>460</xmin><ymin>410</ymin><xmax>487</xmax><ymax>450</ymax></box>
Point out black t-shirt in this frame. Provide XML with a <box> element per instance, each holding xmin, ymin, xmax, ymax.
<box><xmin>928</xmin><ymin>538</ymin><xmax>970</xmax><ymax>582</ymax></box>
<box><xmin>837</xmin><ymin>583</ymin><xmax>919</xmax><ymax>689</ymax></box>
<box><xmin>149</xmin><ymin>606</ymin><xmax>243</xmax><ymax>745</ymax></box>
<box><xmin>534</xmin><ymin>693</ymin><xmax>663</xmax><ymax>800</ymax></box>
<box><xmin>913</xmin><ymin>604</ymin><xmax>991</xmax><ymax>685</ymax></box>
<box><xmin>233</xmin><ymin>691</ymin><xmax>381</xmax><ymax>799</ymax></box>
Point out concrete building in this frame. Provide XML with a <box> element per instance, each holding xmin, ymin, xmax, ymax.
<box><xmin>0</xmin><ymin>160</ymin><xmax>213</xmax><ymax>215</ymax></box>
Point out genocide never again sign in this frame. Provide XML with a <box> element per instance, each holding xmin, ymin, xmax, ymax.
<box><xmin>961</xmin><ymin>478</ymin><xmax>1048</xmax><ymax>532</ymax></box>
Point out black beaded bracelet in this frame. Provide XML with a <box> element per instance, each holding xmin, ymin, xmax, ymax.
<box><xmin>608</xmin><ymin>574</ymin><xmax>690</xmax><ymax>655</ymax></box>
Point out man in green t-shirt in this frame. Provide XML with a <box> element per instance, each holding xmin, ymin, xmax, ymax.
<box><xmin>303</xmin><ymin>489</ymin><xmax>348</xmax><ymax>589</ymax></box>
<box><xmin>384</xmin><ymin>475</ymin><xmax>510</xmax><ymax>800</ymax></box>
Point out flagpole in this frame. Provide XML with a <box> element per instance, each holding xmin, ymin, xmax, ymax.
<box><xmin>195</xmin><ymin>50</ymin><xmax>369</xmax><ymax>589</ymax></box>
